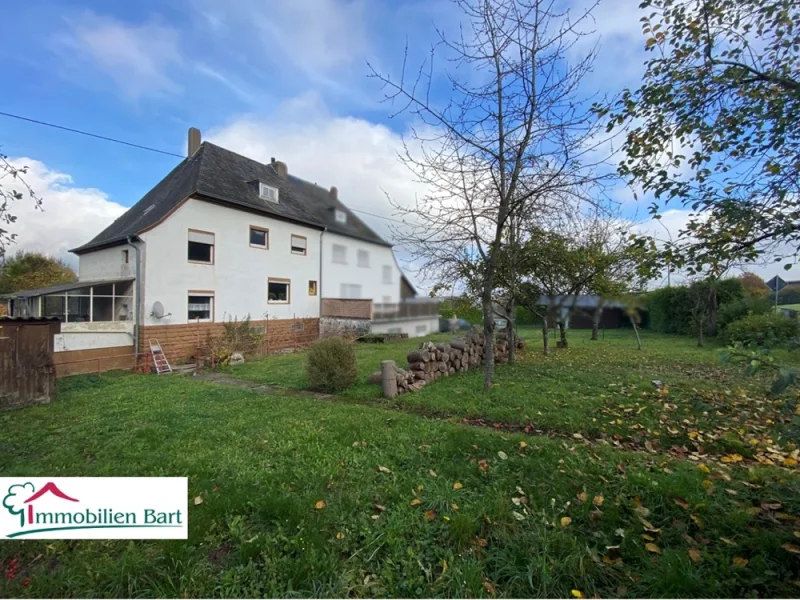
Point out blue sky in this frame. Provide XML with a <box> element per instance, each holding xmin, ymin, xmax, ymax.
<box><xmin>2</xmin><ymin>0</ymin><xmax>788</xmax><ymax>285</ymax></box>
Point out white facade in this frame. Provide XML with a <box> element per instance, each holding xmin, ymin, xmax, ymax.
<box><xmin>137</xmin><ymin>196</ymin><xmax>323</xmax><ymax>326</ymax></box>
<box><xmin>321</xmin><ymin>232</ymin><xmax>402</xmax><ymax>304</ymax></box>
<box><xmin>55</xmin><ymin>322</ymin><xmax>134</xmax><ymax>352</ymax></box>
<box><xmin>78</xmin><ymin>245</ymin><xmax>134</xmax><ymax>281</ymax></box>
<box><xmin>372</xmin><ymin>316</ymin><xmax>440</xmax><ymax>338</ymax></box>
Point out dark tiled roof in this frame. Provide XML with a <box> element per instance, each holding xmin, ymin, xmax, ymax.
<box><xmin>72</xmin><ymin>142</ymin><xmax>391</xmax><ymax>254</ymax></box>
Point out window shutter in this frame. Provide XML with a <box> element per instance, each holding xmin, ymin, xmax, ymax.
<box><xmin>292</xmin><ymin>235</ymin><xmax>307</xmax><ymax>250</ymax></box>
<box><xmin>188</xmin><ymin>231</ymin><xmax>215</xmax><ymax>245</ymax></box>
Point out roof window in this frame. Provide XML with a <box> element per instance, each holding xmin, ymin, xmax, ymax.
<box><xmin>259</xmin><ymin>183</ymin><xmax>279</xmax><ymax>203</ymax></box>
<box><xmin>335</xmin><ymin>209</ymin><xmax>347</xmax><ymax>224</ymax></box>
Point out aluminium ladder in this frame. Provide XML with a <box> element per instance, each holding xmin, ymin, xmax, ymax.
<box><xmin>149</xmin><ymin>339</ymin><xmax>172</xmax><ymax>374</ymax></box>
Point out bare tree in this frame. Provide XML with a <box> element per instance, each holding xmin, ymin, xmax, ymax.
<box><xmin>0</xmin><ymin>153</ymin><xmax>42</xmax><ymax>257</ymax></box>
<box><xmin>371</xmin><ymin>0</ymin><xmax>610</xmax><ymax>389</ymax></box>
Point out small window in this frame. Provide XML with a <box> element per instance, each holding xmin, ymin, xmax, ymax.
<box><xmin>357</xmin><ymin>249</ymin><xmax>370</xmax><ymax>268</ymax></box>
<box><xmin>268</xmin><ymin>279</ymin><xmax>290</xmax><ymax>303</ymax></box>
<box><xmin>259</xmin><ymin>183</ymin><xmax>279</xmax><ymax>203</ymax></box>
<box><xmin>388</xmin><ymin>327</ymin><xmax>402</xmax><ymax>334</ymax></box>
<box><xmin>188</xmin><ymin>294</ymin><xmax>213</xmax><ymax>321</ymax></box>
<box><xmin>332</xmin><ymin>244</ymin><xmax>347</xmax><ymax>264</ymax></box>
<box><xmin>335</xmin><ymin>209</ymin><xmax>347</xmax><ymax>224</ymax></box>
<box><xmin>291</xmin><ymin>234</ymin><xmax>307</xmax><ymax>255</ymax></box>
<box><xmin>250</xmin><ymin>226</ymin><xmax>268</xmax><ymax>249</ymax></box>
<box><xmin>308</xmin><ymin>280</ymin><xmax>318</xmax><ymax>296</ymax></box>
<box><xmin>416</xmin><ymin>324</ymin><xmax>427</xmax><ymax>334</ymax></box>
<box><xmin>122</xmin><ymin>249</ymin><xmax>129</xmax><ymax>264</ymax></box>
<box><xmin>341</xmin><ymin>284</ymin><xmax>362</xmax><ymax>299</ymax></box>
<box><xmin>188</xmin><ymin>230</ymin><xmax>214</xmax><ymax>264</ymax></box>
<box><xmin>382</xmin><ymin>265</ymin><xmax>392</xmax><ymax>284</ymax></box>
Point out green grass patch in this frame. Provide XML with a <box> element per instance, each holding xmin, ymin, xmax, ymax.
<box><xmin>2</xmin><ymin>332</ymin><xmax>800</xmax><ymax>597</ymax></box>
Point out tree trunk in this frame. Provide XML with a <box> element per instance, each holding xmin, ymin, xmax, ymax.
<box><xmin>542</xmin><ymin>315</ymin><xmax>550</xmax><ymax>355</ymax></box>
<box><xmin>590</xmin><ymin>306</ymin><xmax>604</xmax><ymax>341</ymax></box>
<box><xmin>697</xmin><ymin>326</ymin><xmax>703</xmax><ymax>347</ymax></box>
<box><xmin>558</xmin><ymin>321</ymin><xmax>568</xmax><ymax>349</ymax></box>
<box><xmin>632</xmin><ymin>319</ymin><xmax>642</xmax><ymax>350</ymax></box>
<box><xmin>707</xmin><ymin>286</ymin><xmax>718</xmax><ymax>337</ymax></box>
<box><xmin>507</xmin><ymin>298</ymin><xmax>516</xmax><ymax>364</ymax></box>
<box><xmin>481</xmin><ymin>270</ymin><xmax>496</xmax><ymax>391</ymax></box>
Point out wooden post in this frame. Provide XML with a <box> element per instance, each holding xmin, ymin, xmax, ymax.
<box><xmin>381</xmin><ymin>360</ymin><xmax>398</xmax><ymax>399</ymax></box>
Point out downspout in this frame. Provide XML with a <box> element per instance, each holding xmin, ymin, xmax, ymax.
<box><xmin>318</xmin><ymin>229</ymin><xmax>325</xmax><ymax>323</ymax></box>
<box><xmin>127</xmin><ymin>236</ymin><xmax>142</xmax><ymax>358</ymax></box>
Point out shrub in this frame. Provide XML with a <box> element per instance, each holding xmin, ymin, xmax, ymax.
<box><xmin>306</xmin><ymin>337</ymin><xmax>358</xmax><ymax>393</ymax></box>
<box><xmin>207</xmin><ymin>315</ymin><xmax>263</xmax><ymax>364</ymax></box>
<box><xmin>722</xmin><ymin>313</ymin><xmax>800</xmax><ymax>347</ymax></box>
<box><xmin>716</xmin><ymin>296</ymin><xmax>772</xmax><ymax>331</ymax></box>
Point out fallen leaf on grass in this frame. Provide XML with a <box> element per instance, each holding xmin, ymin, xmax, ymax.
<box><xmin>453</xmin><ymin>481</ymin><xmax>463</xmax><ymax>490</ymax></box>
<box><xmin>761</xmin><ymin>502</ymin><xmax>782</xmax><ymax>511</ymax></box>
<box><xmin>577</xmin><ymin>492</ymin><xmax>588</xmax><ymax>503</ymax></box>
<box><xmin>478</xmin><ymin>459</ymin><xmax>489</xmax><ymax>472</ymax></box>
<box><xmin>593</xmin><ymin>495</ymin><xmax>604</xmax><ymax>507</ymax></box>
<box><xmin>688</xmin><ymin>548</ymin><xmax>702</xmax><ymax>563</ymax></box>
<box><xmin>424</xmin><ymin>510</ymin><xmax>437</xmax><ymax>521</ymax></box>
<box><xmin>476</xmin><ymin>537</ymin><xmax>488</xmax><ymax>547</ymax></box>
<box><xmin>377</xmin><ymin>466</ymin><xmax>392</xmax><ymax>474</ymax></box>
<box><xmin>336</xmin><ymin>532</ymin><xmax>345</xmax><ymax>540</ymax></box>
<box><xmin>783</xmin><ymin>543</ymin><xmax>800</xmax><ymax>555</ymax></box>
<box><xmin>315</xmin><ymin>500</ymin><xmax>326</xmax><ymax>510</ymax></box>
<box><xmin>645</xmin><ymin>542</ymin><xmax>661</xmax><ymax>554</ymax></box>
<box><xmin>429</xmin><ymin>470</ymin><xmax>437</xmax><ymax>478</ymax></box>
<box><xmin>560</xmin><ymin>517</ymin><xmax>572</xmax><ymax>528</ymax></box>
<box><xmin>483</xmin><ymin>581</ymin><xmax>496</xmax><ymax>594</ymax></box>
<box><xmin>374</xmin><ymin>504</ymin><xmax>386</xmax><ymax>512</ymax></box>
<box><xmin>512</xmin><ymin>511</ymin><xmax>526</xmax><ymax>521</ymax></box>
<box><xmin>193</xmin><ymin>496</ymin><xmax>203</xmax><ymax>506</ymax></box>
<box><xmin>410</xmin><ymin>498</ymin><xmax>422</xmax><ymax>507</ymax></box>
<box><xmin>721</xmin><ymin>454</ymin><xmax>743</xmax><ymax>463</ymax></box>
<box><xmin>721</xmin><ymin>537</ymin><xmax>736</xmax><ymax>546</ymax></box>
<box><xmin>451</xmin><ymin>503</ymin><xmax>459</xmax><ymax>511</ymax></box>
<box><xmin>674</xmin><ymin>498</ymin><xmax>690</xmax><ymax>510</ymax></box>
<box><xmin>571</xmin><ymin>590</ymin><xmax>584</xmax><ymax>598</ymax></box>
<box><xmin>733</xmin><ymin>557</ymin><xmax>749</xmax><ymax>568</ymax></box>
<box><xmin>690</xmin><ymin>514</ymin><xmax>704</xmax><ymax>529</ymax></box>
<box><xmin>497</xmin><ymin>451</ymin><xmax>508</xmax><ymax>460</ymax></box>
<box><xmin>697</xmin><ymin>464</ymin><xmax>711</xmax><ymax>474</ymax></box>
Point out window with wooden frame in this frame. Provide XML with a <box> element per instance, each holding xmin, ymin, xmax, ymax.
<box><xmin>188</xmin><ymin>229</ymin><xmax>215</xmax><ymax>264</ymax></box>
<box><xmin>290</xmin><ymin>234</ymin><xmax>307</xmax><ymax>255</ymax></box>
<box><xmin>268</xmin><ymin>278</ymin><xmax>290</xmax><ymax>303</ymax></box>
<box><xmin>188</xmin><ymin>292</ymin><xmax>214</xmax><ymax>321</ymax></box>
<box><xmin>308</xmin><ymin>280</ymin><xmax>318</xmax><ymax>296</ymax></box>
<box><xmin>249</xmin><ymin>226</ymin><xmax>269</xmax><ymax>249</ymax></box>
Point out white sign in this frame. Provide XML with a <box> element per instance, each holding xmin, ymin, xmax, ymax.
<box><xmin>0</xmin><ymin>478</ymin><xmax>187</xmax><ymax>539</ymax></box>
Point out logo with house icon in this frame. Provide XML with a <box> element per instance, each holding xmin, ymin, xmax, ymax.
<box><xmin>3</xmin><ymin>482</ymin><xmax>79</xmax><ymax>528</ymax></box>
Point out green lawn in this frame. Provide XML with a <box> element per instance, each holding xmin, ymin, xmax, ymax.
<box><xmin>2</xmin><ymin>331</ymin><xmax>800</xmax><ymax>597</ymax></box>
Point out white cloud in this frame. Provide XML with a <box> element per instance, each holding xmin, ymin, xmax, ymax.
<box><xmin>57</xmin><ymin>13</ymin><xmax>182</xmax><ymax>99</ymax></box>
<box><xmin>3</xmin><ymin>158</ymin><xmax>127</xmax><ymax>268</ymax></box>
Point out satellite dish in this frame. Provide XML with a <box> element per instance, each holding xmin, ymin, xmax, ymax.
<box><xmin>151</xmin><ymin>301</ymin><xmax>165</xmax><ymax>319</ymax></box>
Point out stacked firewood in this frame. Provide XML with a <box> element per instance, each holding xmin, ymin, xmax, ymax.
<box><xmin>390</xmin><ymin>330</ymin><xmax>524</xmax><ymax>395</ymax></box>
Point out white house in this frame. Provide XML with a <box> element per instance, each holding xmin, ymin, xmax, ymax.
<box><xmin>2</xmin><ymin>129</ymin><xmax>439</xmax><ymax>367</ymax></box>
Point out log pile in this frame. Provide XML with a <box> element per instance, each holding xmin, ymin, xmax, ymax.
<box><xmin>387</xmin><ymin>330</ymin><xmax>525</xmax><ymax>395</ymax></box>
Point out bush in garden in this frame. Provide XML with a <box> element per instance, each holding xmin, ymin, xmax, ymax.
<box><xmin>306</xmin><ymin>337</ymin><xmax>358</xmax><ymax>393</ymax></box>
<box><xmin>722</xmin><ymin>313</ymin><xmax>800</xmax><ymax>347</ymax></box>
<box><xmin>716</xmin><ymin>296</ymin><xmax>773</xmax><ymax>331</ymax></box>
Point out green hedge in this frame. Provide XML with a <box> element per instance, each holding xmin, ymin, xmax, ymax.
<box><xmin>722</xmin><ymin>313</ymin><xmax>799</xmax><ymax>346</ymax></box>
<box><xmin>645</xmin><ymin>278</ymin><xmax>746</xmax><ymax>335</ymax></box>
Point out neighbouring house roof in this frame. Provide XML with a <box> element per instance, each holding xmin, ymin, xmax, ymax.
<box><xmin>71</xmin><ymin>142</ymin><xmax>391</xmax><ymax>254</ymax></box>
<box><xmin>0</xmin><ymin>278</ymin><xmax>135</xmax><ymax>299</ymax></box>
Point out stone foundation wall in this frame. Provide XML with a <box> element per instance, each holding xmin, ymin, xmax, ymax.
<box><xmin>320</xmin><ymin>317</ymin><xmax>371</xmax><ymax>339</ymax></box>
<box><xmin>139</xmin><ymin>317</ymin><xmax>320</xmax><ymax>362</ymax></box>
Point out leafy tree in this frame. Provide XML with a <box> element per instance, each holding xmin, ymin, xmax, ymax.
<box><xmin>739</xmin><ymin>272</ymin><xmax>770</xmax><ymax>298</ymax></box>
<box><xmin>0</xmin><ymin>154</ymin><xmax>42</xmax><ymax>255</ymax></box>
<box><xmin>602</xmin><ymin>0</ymin><xmax>800</xmax><ymax>273</ymax></box>
<box><xmin>0</xmin><ymin>251</ymin><xmax>76</xmax><ymax>294</ymax></box>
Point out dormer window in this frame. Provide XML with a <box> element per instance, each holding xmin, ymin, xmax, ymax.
<box><xmin>259</xmin><ymin>183</ymin><xmax>279</xmax><ymax>203</ymax></box>
<box><xmin>335</xmin><ymin>209</ymin><xmax>347</xmax><ymax>224</ymax></box>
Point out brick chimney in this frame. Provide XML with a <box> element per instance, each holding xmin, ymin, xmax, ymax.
<box><xmin>270</xmin><ymin>157</ymin><xmax>288</xmax><ymax>179</ymax></box>
<box><xmin>330</xmin><ymin>186</ymin><xmax>338</xmax><ymax>200</ymax></box>
<box><xmin>188</xmin><ymin>127</ymin><xmax>201</xmax><ymax>156</ymax></box>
